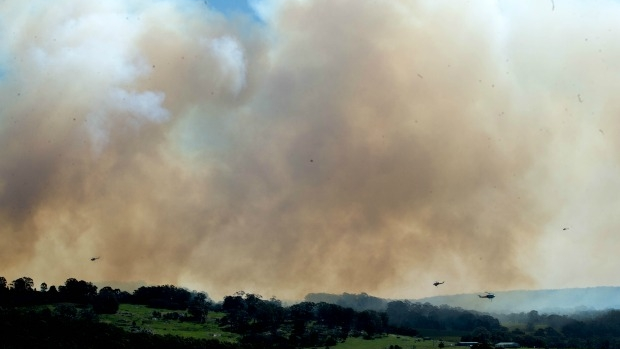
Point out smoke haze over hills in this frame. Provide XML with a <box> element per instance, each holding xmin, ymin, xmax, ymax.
<box><xmin>306</xmin><ymin>287</ymin><xmax>620</xmax><ymax>315</ymax></box>
<box><xmin>415</xmin><ymin>287</ymin><xmax>620</xmax><ymax>315</ymax></box>
<box><xmin>1</xmin><ymin>0</ymin><xmax>620</xmax><ymax>301</ymax></box>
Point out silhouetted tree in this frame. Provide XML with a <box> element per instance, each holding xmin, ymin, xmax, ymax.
<box><xmin>58</xmin><ymin>278</ymin><xmax>98</xmax><ymax>304</ymax></box>
<box><xmin>316</xmin><ymin>302</ymin><xmax>355</xmax><ymax>329</ymax></box>
<box><xmin>0</xmin><ymin>276</ymin><xmax>8</xmax><ymax>305</ymax></box>
<box><xmin>46</xmin><ymin>285</ymin><xmax>59</xmax><ymax>303</ymax></box>
<box><xmin>7</xmin><ymin>277</ymin><xmax>35</xmax><ymax>305</ymax></box>
<box><xmin>93</xmin><ymin>286</ymin><xmax>120</xmax><ymax>314</ymax></box>
<box><xmin>253</xmin><ymin>297</ymin><xmax>285</xmax><ymax>334</ymax></box>
<box><xmin>289</xmin><ymin>301</ymin><xmax>315</xmax><ymax>342</ymax></box>
<box><xmin>355</xmin><ymin>310</ymin><xmax>386</xmax><ymax>338</ymax></box>
<box><xmin>132</xmin><ymin>285</ymin><xmax>191</xmax><ymax>309</ymax></box>
<box><xmin>10</xmin><ymin>276</ymin><xmax>34</xmax><ymax>292</ymax></box>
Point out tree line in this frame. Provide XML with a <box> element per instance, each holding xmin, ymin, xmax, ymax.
<box><xmin>2</xmin><ymin>276</ymin><xmax>620</xmax><ymax>348</ymax></box>
<box><xmin>219</xmin><ymin>291</ymin><xmax>389</xmax><ymax>348</ymax></box>
<box><xmin>494</xmin><ymin>309</ymin><xmax>620</xmax><ymax>349</ymax></box>
<box><xmin>0</xmin><ymin>276</ymin><xmax>211</xmax><ymax>320</ymax></box>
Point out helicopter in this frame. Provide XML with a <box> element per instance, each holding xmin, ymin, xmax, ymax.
<box><xmin>90</xmin><ymin>257</ymin><xmax>100</xmax><ymax>261</ymax></box>
<box><xmin>478</xmin><ymin>292</ymin><xmax>495</xmax><ymax>299</ymax></box>
<box><xmin>433</xmin><ymin>281</ymin><xmax>445</xmax><ymax>287</ymax></box>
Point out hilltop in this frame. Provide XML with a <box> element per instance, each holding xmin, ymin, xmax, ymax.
<box><xmin>305</xmin><ymin>287</ymin><xmax>620</xmax><ymax>314</ymax></box>
<box><xmin>414</xmin><ymin>287</ymin><xmax>620</xmax><ymax>314</ymax></box>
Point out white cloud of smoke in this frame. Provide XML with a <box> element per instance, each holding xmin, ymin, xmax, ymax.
<box><xmin>1</xmin><ymin>0</ymin><xmax>620</xmax><ymax>301</ymax></box>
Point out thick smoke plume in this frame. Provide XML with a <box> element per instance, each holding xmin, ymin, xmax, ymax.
<box><xmin>1</xmin><ymin>0</ymin><xmax>620</xmax><ymax>300</ymax></box>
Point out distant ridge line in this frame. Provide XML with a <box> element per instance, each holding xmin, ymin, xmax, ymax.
<box><xmin>304</xmin><ymin>287</ymin><xmax>620</xmax><ymax>314</ymax></box>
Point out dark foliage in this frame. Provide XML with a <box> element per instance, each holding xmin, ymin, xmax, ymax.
<box><xmin>0</xmin><ymin>306</ymin><xmax>241</xmax><ymax>349</ymax></box>
<box><xmin>132</xmin><ymin>284</ymin><xmax>193</xmax><ymax>310</ymax></box>
<box><xmin>386</xmin><ymin>300</ymin><xmax>502</xmax><ymax>332</ymax></box>
<box><xmin>220</xmin><ymin>292</ymin><xmax>286</xmax><ymax>335</ymax></box>
<box><xmin>219</xmin><ymin>294</ymin><xmax>388</xmax><ymax>347</ymax></box>
<box><xmin>4</xmin><ymin>275</ymin><xmax>620</xmax><ymax>349</ymax></box>
<box><xmin>240</xmin><ymin>332</ymin><xmax>293</xmax><ymax>349</ymax></box>
<box><xmin>59</xmin><ymin>278</ymin><xmax>99</xmax><ymax>304</ymax></box>
<box><xmin>187</xmin><ymin>291</ymin><xmax>211</xmax><ymax>322</ymax></box>
<box><xmin>92</xmin><ymin>286</ymin><xmax>120</xmax><ymax>314</ymax></box>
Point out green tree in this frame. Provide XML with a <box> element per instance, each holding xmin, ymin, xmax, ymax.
<box><xmin>254</xmin><ymin>297</ymin><xmax>285</xmax><ymax>334</ymax></box>
<box><xmin>526</xmin><ymin>310</ymin><xmax>539</xmax><ymax>332</ymax></box>
<box><xmin>187</xmin><ymin>291</ymin><xmax>210</xmax><ymax>322</ymax></box>
<box><xmin>53</xmin><ymin>303</ymin><xmax>78</xmax><ymax>319</ymax></box>
<box><xmin>222</xmin><ymin>292</ymin><xmax>251</xmax><ymax>333</ymax></box>
<box><xmin>471</xmin><ymin>326</ymin><xmax>492</xmax><ymax>343</ymax></box>
<box><xmin>289</xmin><ymin>301</ymin><xmax>315</xmax><ymax>340</ymax></box>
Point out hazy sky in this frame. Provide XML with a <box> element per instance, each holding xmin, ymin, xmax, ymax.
<box><xmin>1</xmin><ymin>0</ymin><xmax>619</xmax><ymax>302</ymax></box>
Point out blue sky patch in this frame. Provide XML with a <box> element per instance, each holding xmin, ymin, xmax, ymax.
<box><xmin>206</xmin><ymin>0</ymin><xmax>260</xmax><ymax>20</ymax></box>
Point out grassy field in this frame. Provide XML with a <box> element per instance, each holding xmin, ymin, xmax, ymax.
<box><xmin>96</xmin><ymin>305</ymin><xmax>465</xmax><ymax>347</ymax></box>
<box><xmin>98</xmin><ymin>304</ymin><xmax>240</xmax><ymax>342</ymax></box>
<box><xmin>337</xmin><ymin>334</ymin><xmax>461</xmax><ymax>349</ymax></box>
<box><xmin>95</xmin><ymin>305</ymin><xmax>543</xmax><ymax>349</ymax></box>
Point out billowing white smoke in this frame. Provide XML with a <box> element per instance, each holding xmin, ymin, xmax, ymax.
<box><xmin>1</xmin><ymin>0</ymin><xmax>620</xmax><ymax>301</ymax></box>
